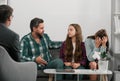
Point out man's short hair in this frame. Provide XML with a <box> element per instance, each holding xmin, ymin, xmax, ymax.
<box><xmin>0</xmin><ymin>5</ymin><xmax>13</xmax><ymax>23</ymax></box>
<box><xmin>30</xmin><ymin>18</ymin><xmax>44</xmax><ymax>32</ymax></box>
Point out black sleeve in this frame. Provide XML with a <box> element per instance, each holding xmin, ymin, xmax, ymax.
<box><xmin>11</xmin><ymin>34</ymin><xmax>20</xmax><ymax>62</ymax></box>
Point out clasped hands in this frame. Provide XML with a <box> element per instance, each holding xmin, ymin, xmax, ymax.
<box><xmin>64</xmin><ymin>62</ymin><xmax>80</xmax><ymax>69</ymax></box>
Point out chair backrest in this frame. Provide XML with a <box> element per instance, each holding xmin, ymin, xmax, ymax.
<box><xmin>0</xmin><ymin>46</ymin><xmax>37</xmax><ymax>81</ymax></box>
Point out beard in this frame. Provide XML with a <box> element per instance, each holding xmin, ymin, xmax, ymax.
<box><xmin>36</xmin><ymin>32</ymin><xmax>43</xmax><ymax>39</ymax></box>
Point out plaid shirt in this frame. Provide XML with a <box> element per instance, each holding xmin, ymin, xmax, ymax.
<box><xmin>20</xmin><ymin>33</ymin><xmax>62</xmax><ymax>68</ymax></box>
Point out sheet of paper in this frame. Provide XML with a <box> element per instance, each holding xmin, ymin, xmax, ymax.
<box><xmin>92</xmin><ymin>51</ymin><xmax>101</xmax><ymax>60</ymax></box>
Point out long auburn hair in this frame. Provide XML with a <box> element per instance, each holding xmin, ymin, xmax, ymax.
<box><xmin>87</xmin><ymin>29</ymin><xmax>109</xmax><ymax>52</ymax></box>
<box><xmin>64</xmin><ymin>24</ymin><xmax>83</xmax><ymax>62</ymax></box>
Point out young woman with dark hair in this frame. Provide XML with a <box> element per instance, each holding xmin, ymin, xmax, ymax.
<box><xmin>85</xmin><ymin>29</ymin><xmax>109</xmax><ymax>80</ymax></box>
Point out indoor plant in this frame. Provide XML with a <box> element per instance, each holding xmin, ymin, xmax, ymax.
<box><xmin>98</xmin><ymin>51</ymin><xmax>108</xmax><ymax>71</ymax></box>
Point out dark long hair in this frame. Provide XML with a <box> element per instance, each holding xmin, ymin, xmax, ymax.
<box><xmin>64</xmin><ymin>24</ymin><xmax>83</xmax><ymax>62</ymax></box>
<box><xmin>87</xmin><ymin>29</ymin><xmax>109</xmax><ymax>52</ymax></box>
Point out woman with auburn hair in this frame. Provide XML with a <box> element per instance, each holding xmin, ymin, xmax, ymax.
<box><xmin>85</xmin><ymin>29</ymin><xmax>109</xmax><ymax>80</ymax></box>
<box><xmin>60</xmin><ymin>24</ymin><xmax>87</xmax><ymax>80</ymax></box>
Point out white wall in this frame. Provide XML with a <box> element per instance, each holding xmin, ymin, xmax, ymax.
<box><xmin>9</xmin><ymin>0</ymin><xmax>111</xmax><ymax>42</ymax></box>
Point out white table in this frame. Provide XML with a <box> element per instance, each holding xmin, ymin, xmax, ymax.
<box><xmin>44</xmin><ymin>69</ymin><xmax>112</xmax><ymax>81</ymax></box>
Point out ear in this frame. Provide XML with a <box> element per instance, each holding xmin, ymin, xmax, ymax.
<box><xmin>7</xmin><ymin>16</ymin><xmax>12</xmax><ymax>21</ymax></box>
<box><xmin>33</xmin><ymin>27</ymin><xmax>37</xmax><ymax>32</ymax></box>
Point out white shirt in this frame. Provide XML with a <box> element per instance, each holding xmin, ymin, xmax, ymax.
<box><xmin>72</xmin><ymin>42</ymin><xmax>76</xmax><ymax>62</ymax></box>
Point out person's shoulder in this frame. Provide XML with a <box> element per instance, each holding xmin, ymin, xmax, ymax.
<box><xmin>0</xmin><ymin>24</ymin><xmax>19</xmax><ymax>40</ymax></box>
<box><xmin>62</xmin><ymin>41</ymin><xmax>66</xmax><ymax>45</ymax></box>
<box><xmin>11</xmin><ymin>30</ymin><xmax>19</xmax><ymax>37</ymax></box>
<box><xmin>43</xmin><ymin>33</ymin><xmax>48</xmax><ymax>36</ymax></box>
<box><xmin>81</xmin><ymin>42</ymin><xmax>84</xmax><ymax>44</ymax></box>
<box><xmin>81</xmin><ymin>42</ymin><xmax>85</xmax><ymax>46</ymax></box>
<box><xmin>60</xmin><ymin>41</ymin><xmax>66</xmax><ymax>48</ymax></box>
<box><xmin>43</xmin><ymin>33</ymin><xmax>50</xmax><ymax>39</ymax></box>
<box><xmin>21</xmin><ymin>33</ymin><xmax>31</xmax><ymax>40</ymax></box>
<box><xmin>61</xmin><ymin>41</ymin><xmax>66</xmax><ymax>47</ymax></box>
<box><xmin>5</xmin><ymin>27</ymin><xmax>19</xmax><ymax>38</ymax></box>
<box><xmin>0</xmin><ymin>24</ymin><xmax>15</xmax><ymax>34</ymax></box>
<box><xmin>85</xmin><ymin>38</ymin><xmax>94</xmax><ymax>42</ymax></box>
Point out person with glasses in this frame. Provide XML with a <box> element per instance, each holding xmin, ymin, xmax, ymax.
<box><xmin>0</xmin><ymin>5</ymin><xmax>20</xmax><ymax>62</ymax></box>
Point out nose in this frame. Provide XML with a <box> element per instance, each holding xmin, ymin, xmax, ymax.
<box><xmin>68</xmin><ymin>30</ymin><xmax>71</xmax><ymax>34</ymax></box>
<box><xmin>68</xmin><ymin>32</ymin><xmax>70</xmax><ymax>35</ymax></box>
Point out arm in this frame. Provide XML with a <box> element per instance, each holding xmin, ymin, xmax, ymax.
<box><xmin>60</xmin><ymin>42</ymin><xmax>73</xmax><ymax>67</ymax></box>
<box><xmin>20</xmin><ymin>39</ymin><xmax>47</xmax><ymax>65</ymax></box>
<box><xmin>100</xmin><ymin>36</ymin><xmax>107</xmax><ymax>53</ymax></box>
<box><xmin>20</xmin><ymin>38</ymin><xmax>35</xmax><ymax>62</ymax></box>
<box><xmin>80</xmin><ymin>42</ymin><xmax>87</xmax><ymax>66</ymax></box>
<box><xmin>85</xmin><ymin>38</ymin><xmax>99</xmax><ymax>61</ymax></box>
<box><xmin>11</xmin><ymin>34</ymin><xmax>20</xmax><ymax>62</ymax></box>
<box><xmin>44</xmin><ymin>34</ymin><xmax>62</xmax><ymax>49</ymax></box>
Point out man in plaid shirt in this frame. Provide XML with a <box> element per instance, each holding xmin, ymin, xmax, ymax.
<box><xmin>20</xmin><ymin>18</ymin><xmax>63</xmax><ymax>80</ymax></box>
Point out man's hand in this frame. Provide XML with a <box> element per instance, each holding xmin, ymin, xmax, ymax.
<box><xmin>35</xmin><ymin>56</ymin><xmax>47</xmax><ymax>66</ymax></box>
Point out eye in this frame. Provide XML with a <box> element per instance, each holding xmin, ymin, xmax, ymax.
<box><xmin>70</xmin><ymin>29</ymin><xmax>72</xmax><ymax>31</ymax></box>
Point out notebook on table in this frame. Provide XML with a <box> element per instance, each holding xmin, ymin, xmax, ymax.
<box><xmin>56</xmin><ymin>69</ymin><xmax>75</xmax><ymax>72</ymax></box>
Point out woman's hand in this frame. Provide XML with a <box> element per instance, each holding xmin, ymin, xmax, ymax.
<box><xmin>89</xmin><ymin>61</ymin><xmax>97</xmax><ymax>70</ymax></box>
<box><xmin>101</xmin><ymin>36</ymin><xmax>108</xmax><ymax>48</ymax></box>
<box><xmin>72</xmin><ymin>63</ymin><xmax>80</xmax><ymax>69</ymax></box>
<box><xmin>95</xmin><ymin>37</ymin><xmax>102</xmax><ymax>48</ymax></box>
<box><xmin>64</xmin><ymin>62</ymin><xmax>72</xmax><ymax>66</ymax></box>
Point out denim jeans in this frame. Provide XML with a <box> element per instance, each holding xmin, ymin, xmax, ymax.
<box><xmin>64</xmin><ymin>65</ymin><xmax>85</xmax><ymax>80</ymax></box>
<box><xmin>46</xmin><ymin>58</ymin><xmax>64</xmax><ymax>80</ymax></box>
